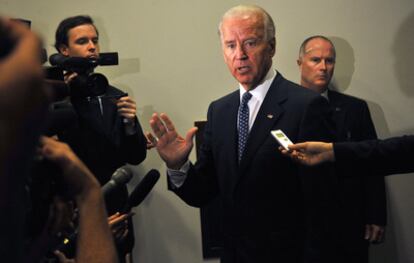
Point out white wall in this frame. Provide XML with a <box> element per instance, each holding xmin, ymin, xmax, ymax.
<box><xmin>2</xmin><ymin>0</ymin><xmax>414</xmax><ymax>262</ymax></box>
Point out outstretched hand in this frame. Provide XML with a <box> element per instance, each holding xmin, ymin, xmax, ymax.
<box><xmin>149</xmin><ymin>113</ymin><xmax>198</xmax><ymax>170</ymax></box>
<box><xmin>279</xmin><ymin>141</ymin><xmax>335</xmax><ymax>166</ymax></box>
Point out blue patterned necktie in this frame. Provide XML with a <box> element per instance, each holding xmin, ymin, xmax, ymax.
<box><xmin>238</xmin><ymin>91</ymin><xmax>252</xmax><ymax>161</ymax></box>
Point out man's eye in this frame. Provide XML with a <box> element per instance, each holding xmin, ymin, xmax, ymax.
<box><xmin>92</xmin><ymin>38</ymin><xmax>99</xmax><ymax>45</ymax></box>
<box><xmin>227</xmin><ymin>43</ymin><xmax>236</xmax><ymax>49</ymax></box>
<box><xmin>76</xmin><ymin>38</ymin><xmax>88</xmax><ymax>45</ymax></box>
<box><xmin>245</xmin><ymin>40</ymin><xmax>257</xmax><ymax>47</ymax></box>
<box><xmin>326</xmin><ymin>58</ymin><xmax>335</xmax><ymax>64</ymax></box>
<box><xmin>310</xmin><ymin>58</ymin><xmax>321</xmax><ymax>63</ymax></box>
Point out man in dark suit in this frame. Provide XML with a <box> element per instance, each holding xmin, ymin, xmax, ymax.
<box><xmin>149</xmin><ymin>5</ymin><xmax>335</xmax><ymax>263</ymax></box>
<box><xmin>297</xmin><ymin>35</ymin><xmax>387</xmax><ymax>262</ymax></box>
<box><xmin>281</xmin><ymin>136</ymin><xmax>414</xmax><ymax>175</ymax></box>
<box><xmin>54</xmin><ymin>15</ymin><xmax>147</xmax><ymax>262</ymax></box>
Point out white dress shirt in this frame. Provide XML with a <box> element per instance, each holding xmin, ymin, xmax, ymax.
<box><xmin>168</xmin><ymin>68</ymin><xmax>278</xmax><ymax>188</ymax></box>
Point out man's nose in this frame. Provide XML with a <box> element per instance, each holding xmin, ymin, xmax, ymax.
<box><xmin>88</xmin><ymin>41</ymin><xmax>96</xmax><ymax>50</ymax></box>
<box><xmin>235</xmin><ymin>44</ymin><xmax>247</xmax><ymax>60</ymax></box>
<box><xmin>319</xmin><ymin>60</ymin><xmax>327</xmax><ymax>70</ymax></box>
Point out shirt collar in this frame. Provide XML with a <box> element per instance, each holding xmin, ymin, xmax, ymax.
<box><xmin>320</xmin><ymin>89</ymin><xmax>329</xmax><ymax>101</ymax></box>
<box><xmin>239</xmin><ymin>69</ymin><xmax>277</xmax><ymax>102</ymax></box>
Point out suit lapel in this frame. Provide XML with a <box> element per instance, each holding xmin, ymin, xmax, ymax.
<box><xmin>222</xmin><ymin>91</ymin><xmax>241</xmax><ymax>171</ymax></box>
<box><xmin>328</xmin><ymin>90</ymin><xmax>348</xmax><ymax>140</ymax></box>
<box><xmin>239</xmin><ymin>74</ymin><xmax>286</xmax><ymax>172</ymax></box>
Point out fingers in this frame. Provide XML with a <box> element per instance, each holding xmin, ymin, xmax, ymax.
<box><xmin>108</xmin><ymin>212</ymin><xmax>120</xmax><ymax>223</ymax></box>
<box><xmin>365</xmin><ymin>224</ymin><xmax>385</xmax><ymax>243</ymax></box>
<box><xmin>145</xmin><ymin>132</ymin><xmax>157</xmax><ymax>149</ymax></box>
<box><xmin>113</xmin><ymin>225</ymin><xmax>129</xmax><ymax>242</ymax></box>
<box><xmin>64</xmin><ymin>72</ymin><xmax>78</xmax><ymax>84</ymax></box>
<box><xmin>116</xmin><ymin>96</ymin><xmax>136</xmax><ymax>110</ymax></box>
<box><xmin>117</xmin><ymin>95</ymin><xmax>135</xmax><ymax>104</ymax></box>
<box><xmin>117</xmin><ymin>96</ymin><xmax>137</xmax><ymax>120</ymax></box>
<box><xmin>109</xmin><ymin>213</ymin><xmax>129</xmax><ymax>227</ymax></box>
<box><xmin>54</xmin><ymin>250</ymin><xmax>67</xmax><ymax>262</ymax></box>
<box><xmin>110</xmin><ymin>214</ymin><xmax>130</xmax><ymax>242</ymax></box>
<box><xmin>108</xmin><ymin>211</ymin><xmax>135</xmax><ymax>225</ymax></box>
<box><xmin>150</xmin><ymin>113</ymin><xmax>168</xmax><ymax>139</ymax></box>
<box><xmin>39</xmin><ymin>136</ymin><xmax>74</xmax><ymax>165</ymax></box>
<box><xmin>54</xmin><ymin>250</ymin><xmax>75</xmax><ymax>263</ymax></box>
<box><xmin>39</xmin><ymin>136</ymin><xmax>62</xmax><ymax>161</ymax></box>
<box><xmin>285</xmin><ymin>142</ymin><xmax>307</xmax><ymax>151</ymax></box>
<box><xmin>160</xmin><ymin>113</ymin><xmax>176</xmax><ymax>132</ymax></box>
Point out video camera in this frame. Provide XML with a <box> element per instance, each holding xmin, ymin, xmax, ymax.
<box><xmin>47</xmin><ymin>52</ymin><xmax>119</xmax><ymax>99</ymax></box>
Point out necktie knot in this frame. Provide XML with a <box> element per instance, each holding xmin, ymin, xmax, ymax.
<box><xmin>241</xmin><ymin>92</ymin><xmax>252</xmax><ymax>106</ymax></box>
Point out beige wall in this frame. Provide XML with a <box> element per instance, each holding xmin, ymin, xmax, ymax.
<box><xmin>2</xmin><ymin>0</ymin><xmax>414</xmax><ymax>262</ymax></box>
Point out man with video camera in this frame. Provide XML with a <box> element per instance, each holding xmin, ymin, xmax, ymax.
<box><xmin>53</xmin><ymin>15</ymin><xmax>147</xmax><ymax>263</ymax></box>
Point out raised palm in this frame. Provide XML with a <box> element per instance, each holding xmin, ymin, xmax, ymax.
<box><xmin>149</xmin><ymin>113</ymin><xmax>198</xmax><ymax>170</ymax></box>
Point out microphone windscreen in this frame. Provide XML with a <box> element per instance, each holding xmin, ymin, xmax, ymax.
<box><xmin>126</xmin><ymin>169</ymin><xmax>160</xmax><ymax>209</ymax></box>
<box><xmin>102</xmin><ymin>166</ymin><xmax>134</xmax><ymax>196</ymax></box>
<box><xmin>112</xmin><ymin>166</ymin><xmax>134</xmax><ymax>185</ymax></box>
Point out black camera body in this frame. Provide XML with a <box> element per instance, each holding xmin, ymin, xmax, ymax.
<box><xmin>48</xmin><ymin>52</ymin><xmax>118</xmax><ymax>98</ymax></box>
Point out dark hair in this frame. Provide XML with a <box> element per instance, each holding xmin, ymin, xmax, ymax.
<box><xmin>54</xmin><ymin>15</ymin><xmax>98</xmax><ymax>52</ymax></box>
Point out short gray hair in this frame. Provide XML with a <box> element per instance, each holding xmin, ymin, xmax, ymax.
<box><xmin>298</xmin><ymin>35</ymin><xmax>336</xmax><ymax>59</ymax></box>
<box><xmin>218</xmin><ymin>5</ymin><xmax>275</xmax><ymax>41</ymax></box>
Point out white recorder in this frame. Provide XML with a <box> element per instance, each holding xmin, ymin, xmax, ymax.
<box><xmin>271</xmin><ymin>129</ymin><xmax>293</xmax><ymax>150</ymax></box>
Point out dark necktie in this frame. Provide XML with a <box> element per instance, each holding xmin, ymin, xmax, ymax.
<box><xmin>238</xmin><ymin>92</ymin><xmax>252</xmax><ymax>161</ymax></box>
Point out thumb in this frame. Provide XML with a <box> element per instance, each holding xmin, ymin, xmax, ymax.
<box><xmin>287</xmin><ymin>142</ymin><xmax>305</xmax><ymax>151</ymax></box>
<box><xmin>185</xmin><ymin>127</ymin><xmax>198</xmax><ymax>144</ymax></box>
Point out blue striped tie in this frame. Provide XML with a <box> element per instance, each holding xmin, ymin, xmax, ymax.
<box><xmin>238</xmin><ymin>92</ymin><xmax>252</xmax><ymax>161</ymax></box>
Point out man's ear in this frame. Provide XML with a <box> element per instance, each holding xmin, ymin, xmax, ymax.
<box><xmin>269</xmin><ymin>37</ymin><xmax>276</xmax><ymax>56</ymax></box>
<box><xmin>297</xmin><ymin>58</ymin><xmax>302</xmax><ymax>66</ymax></box>
<box><xmin>58</xmin><ymin>44</ymin><xmax>69</xmax><ymax>56</ymax></box>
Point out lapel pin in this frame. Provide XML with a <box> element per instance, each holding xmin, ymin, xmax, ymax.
<box><xmin>335</xmin><ymin>107</ymin><xmax>341</xmax><ymax>111</ymax></box>
<box><xmin>267</xmin><ymin>114</ymin><xmax>274</xmax><ymax>119</ymax></box>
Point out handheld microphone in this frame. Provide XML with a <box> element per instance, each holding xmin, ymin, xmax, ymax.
<box><xmin>123</xmin><ymin>169</ymin><xmax>160</xmax><ymax>212</ymax></box>
<box><xmin>102</xmin><ymin>166</ymin><xmax>133</xmax><ymax>196</ymax></box>
<box><xmin>53</xmin><ymin>169</ymin><xmax>158</xmax><ymax>255</ymax></box>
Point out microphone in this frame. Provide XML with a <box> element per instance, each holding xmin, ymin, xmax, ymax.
<box><xmin>102</xmin><ymin>166</ymin><xmax>134</xmax><ymax>196</ymax></box>
<box><xmin>53</xmin><ymin>166</ymin><xmax>133</xmax><ymax>254</ymax></box>
<box><xmin>53</xmin><ymin>169</ymin><xmax>158</xmax><ymax>255</ymax></box>
<box><xmin>123</xmin><ymin>169</ymin><xmax>160</xmax><ymax>212</ymax></box>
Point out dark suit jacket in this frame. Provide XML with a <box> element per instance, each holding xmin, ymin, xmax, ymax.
<box><xmin>335</xmin><ymin>135</ymin><xmax>414</xmax><ymax>175</ymax></box>
<box><xmin>59</xmin><ymin>85</ymin><xmax>147</xmax><ymax>256</ymax></box>
<box><xmin>328</xmin><ymin>90</ymin><xmax>386</xmax><ymax>261</ymax></box>
<box><xmin>60</xmin><ymin>85</ymin><xmax>147</xmax><ymax>212</ymax></box>
<box><xmin>171</xmin><ymin>73</ymin><xmax>336</xmax><ymax>263</ymax></box>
